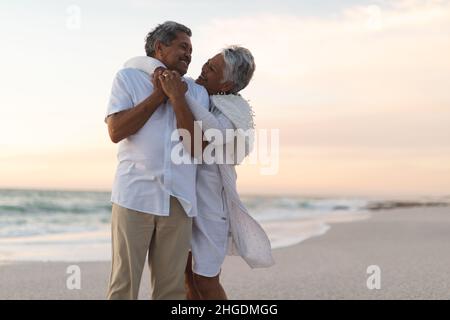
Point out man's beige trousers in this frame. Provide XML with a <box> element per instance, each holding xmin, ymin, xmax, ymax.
<box><xmin>106</xmin><ymin>196</ymin><xmax>192</xmax><ymax>300</ymax></box>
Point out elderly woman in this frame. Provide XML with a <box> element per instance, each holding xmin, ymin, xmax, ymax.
<box><xmin>125</xmin><ymin>46</ymin><xmax>274</xmax><ymax>300</ymax></box>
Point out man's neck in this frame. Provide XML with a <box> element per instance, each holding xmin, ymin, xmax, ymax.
<box><xmin>148</xmin><ymin>56</ymin><xmax>167</xmax><ymax>68</ymax></box>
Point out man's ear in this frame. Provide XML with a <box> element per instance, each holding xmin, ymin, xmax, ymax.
<box><xmin>220</xmin><ymin>81</ymin><xmax>234</xmax><ymax>94</ymax></box>
<box><xmin>154</xmin><ymin>40</ymin><xmax>164</xmax><ymax>58</ymax></box>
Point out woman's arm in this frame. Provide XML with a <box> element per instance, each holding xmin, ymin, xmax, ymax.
<box><xmin>185</xmin><ymin>95</ymin><xmax>235</xmax><ymax>146</ymax></box>
<box><xmin>158</xmin><ymin>71</ymin><xmax>235</xmax><ymax>159</ymax></box>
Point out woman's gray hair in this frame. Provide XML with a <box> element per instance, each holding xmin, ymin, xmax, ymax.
<box><xmin>222</xmin><ymin>46</ymin><xmax>256</xmax><ymax>94</ymax></box>
<box><xmin>145</xmin><ymin>21</ymin><xmax>192</xmax><ymax>57</ymax></box>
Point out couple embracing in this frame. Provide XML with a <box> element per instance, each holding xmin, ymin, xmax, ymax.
<box><xmin>105</xmin><ymin>21</ymin><xmax>274</xmax><ymax>300</ymax></box>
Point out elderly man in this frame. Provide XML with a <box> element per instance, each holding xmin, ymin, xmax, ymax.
<box><xmin>105</xmin><ymin>21</ymin><xmax>209</xmax><ymax>300</ymax></box>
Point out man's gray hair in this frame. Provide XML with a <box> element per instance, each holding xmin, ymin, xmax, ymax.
<box><xmin>145</xmin><ymin>21</ymin><xmax>192</xmax><ymax>57</ymax></box>
<box><xmin>222</xmin><ymin>46</ymin><xmax>256</xmax><ymax>94</ymax></box>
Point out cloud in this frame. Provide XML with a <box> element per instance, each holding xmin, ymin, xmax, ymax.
<box><xmin>190</xmin><ymin>0</ymin><xmax>450</xmax><ymax>153</ymax></box>
<box><xmin>184</xmin><ymin>1</ymin><xmax>450</xmax><ymax>196</ymax></box>
<box><xmin>2</xmin><ymin>0</ymin><xmax>449</xmax><ymax>195</ymax></box>
<box><xmin>192</xmin><ymin>0</ymin><xmax>450</xmax><ymax>113</ymax></box>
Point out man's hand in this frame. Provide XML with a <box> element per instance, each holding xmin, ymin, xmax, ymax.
<box><xmin>158</xmin><ymin>70</ymin><xmax>188</xmax><ymax>102</ymax></box>
<box><xmin>152</xmin><ymin>67</ymin><xmax>168</xmax><ymax>104</ymax></box>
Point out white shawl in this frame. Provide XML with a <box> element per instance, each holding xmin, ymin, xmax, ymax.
<box><xmin>123</xmin><ymin>56</ymin><xmax>275</xmax><ymax>268</ymax></box>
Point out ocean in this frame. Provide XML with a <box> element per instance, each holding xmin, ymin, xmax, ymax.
<box><xmin>0</xmin><ymin>189</ymin><xmax>448</xmax><ymax>262</ymax></box>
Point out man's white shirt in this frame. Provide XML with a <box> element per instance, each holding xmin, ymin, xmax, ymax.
<box><xmin>106</xmin><ymin>66</ymin><xmax>209</xmax><ymax>217</ymax></box>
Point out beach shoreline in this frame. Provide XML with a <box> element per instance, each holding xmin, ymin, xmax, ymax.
<box><xmin>1</xmin><ymin>206</ymin><xmax>450</xmax><ymax>299</ymax></box>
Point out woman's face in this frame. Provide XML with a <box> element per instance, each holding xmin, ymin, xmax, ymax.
<box><xmin>195</xmin><ymin>53</ymin><xmax>233</xmax><ymax>95</ymax></box>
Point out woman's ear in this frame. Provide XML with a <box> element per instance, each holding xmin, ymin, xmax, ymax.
<box><xmin>220</xmin><ymin>81</ymin><xmax>234</xmax><ymax>94</ymax></box>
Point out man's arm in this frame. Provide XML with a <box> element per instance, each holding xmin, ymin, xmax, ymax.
<box><xmin>171</xmin><ymin>95</ymin><xmax>205</xmax><ymax>156</ymax></box>
<box><xmin>107</xmin><ymin>90</ymin><xmax>166</xmax><ymax>143</ymax></box>
<box><xmin>158</xmin><ymin>71</ymin><xmax>202</xmax><ymax>156</ymax></box>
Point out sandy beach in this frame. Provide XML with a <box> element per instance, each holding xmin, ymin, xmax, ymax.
<box><xmin>1</xmin><ymin>206</ymin><xmax>450</xmax><ymax>300</ymax></box>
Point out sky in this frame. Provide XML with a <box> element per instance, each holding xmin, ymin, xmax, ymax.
<box><xmin>1</xmin><ymin>0</ymin><xmax>450</xmax><ymax>197</ymax></box>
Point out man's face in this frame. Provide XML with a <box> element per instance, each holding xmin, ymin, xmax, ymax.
<box><xmin>156</xmin><ymin>32</ymin><xmax>192</xmax><ymax>75</ymax></box>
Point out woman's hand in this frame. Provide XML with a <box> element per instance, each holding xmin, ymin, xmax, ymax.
<box><xmin>158</xmin><ymin>70</ymin><xmax>188</xmax><ymax>102</ymax></box>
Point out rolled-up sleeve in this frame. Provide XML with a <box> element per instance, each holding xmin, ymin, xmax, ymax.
<box><xmin>105</xmin><ymin>70</ymin><xmax>134</xmax><ymax>122</ymax></box>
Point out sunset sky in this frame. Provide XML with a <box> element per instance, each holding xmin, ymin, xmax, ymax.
<box><xmin>1</xmin><ymin>0</ymin><xmax>449</xmax><ymax>197</ymax></box>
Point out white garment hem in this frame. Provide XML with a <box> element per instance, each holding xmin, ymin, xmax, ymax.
<box><xmin>192</xmin><ymin>266</ymin><xmax>222</xmax><ymax>278</ymax></box>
